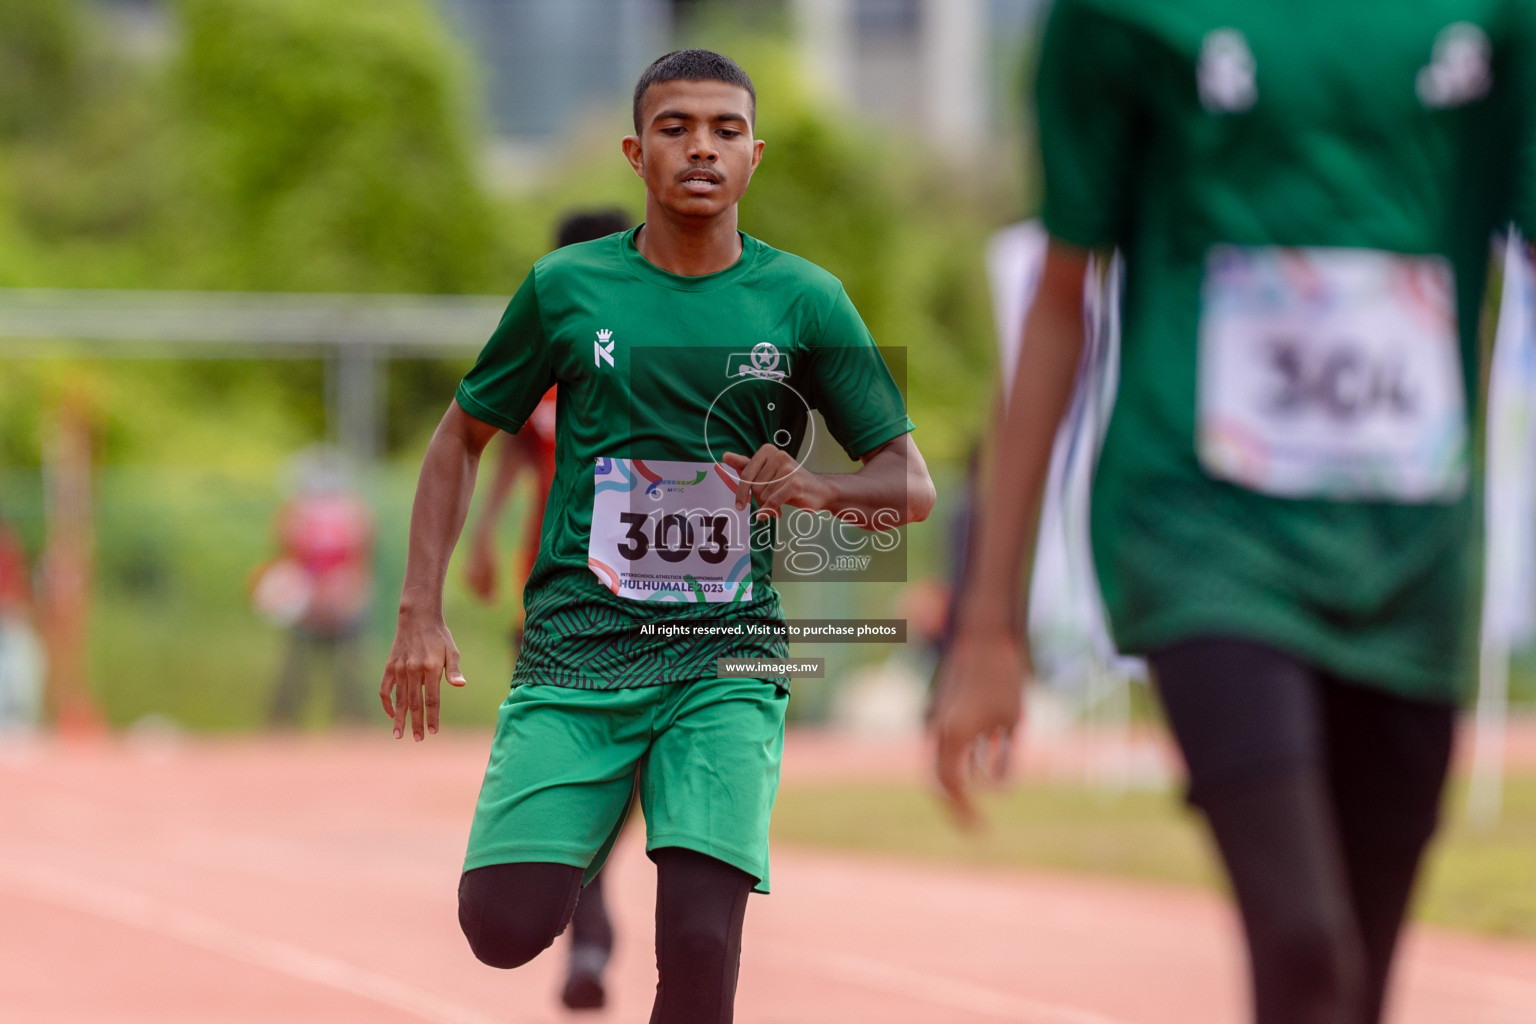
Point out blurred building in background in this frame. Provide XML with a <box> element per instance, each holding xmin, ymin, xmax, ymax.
<box><xmin>791</xmin><ymin>0</ymin><xmax>1040</xmax><ymax>150</ymax></box>
<box><xmin>439</xmin><ymin>0</ymin><xmax>673</xmax><ymax>140</ymax></box>
<box><xmin>97</xmin><ymin>0</ymin><xmax>175</xmax><ymax>61</ymax></box>
<box><xmin>439</xmin><ymin>0</ymin><xmax>1040</xmax><ymax>149</ymax></box>
<box><xmin>95</xmin><ymin>0</ymin><xmax>1043</xmax><ymax>151</ymax></box>
<box><xmin>94</xmin><ymin>0</ymin><xmax>1042</xmax><ymax>149</ymax></box>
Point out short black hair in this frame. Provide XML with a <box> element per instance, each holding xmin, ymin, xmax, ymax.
<box><xmin>632</xmin><ymin>49</ymin><xmax>756</xmax><ymax>133</ymax></box>
<box><xmin>555</xmin><ymin>208</ymin><xmax>633</xmax><ymax>248</ymax></box>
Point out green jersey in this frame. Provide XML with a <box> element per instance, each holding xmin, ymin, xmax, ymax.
<box><xmin>1036</xmin><ymin>0</ymin><xmax>1536</xmax><ymax>701</ymax></box>
<box><xmin>456</xmin><ymin>227</ymin><xmax>914</xmax><ymax>689</ymax></box>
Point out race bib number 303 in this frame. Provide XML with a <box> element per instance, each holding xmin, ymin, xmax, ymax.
<box><xmin>588</xmin><ymin>457</ymin><xmax>753</xmax><ymax>603</ymax></box>
<box><xmin>1197</xmin><ymin>245</ymin><xmax>1468</xmax><ymax>502</ymax></box>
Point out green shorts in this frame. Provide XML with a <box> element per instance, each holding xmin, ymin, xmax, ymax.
<box><xmin>463</xmin><ymin>677</ymin><xmax>788</xmax><ymax>893</ymax></box>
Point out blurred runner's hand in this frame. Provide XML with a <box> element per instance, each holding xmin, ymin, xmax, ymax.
<box><xmin>380</xmin><ymin>611</ymin><xmax>466</xmax><ymax>741</ymax></box>
<box><xmin>930</xmin><ymin>630</ymin><xmax>1029</xmax><ymax>829</ymax></box>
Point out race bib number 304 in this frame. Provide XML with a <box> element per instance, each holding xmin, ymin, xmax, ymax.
<box><xmin>1197</xmin><ymin>245</ymin><xmax>1468</xmax><ymax>502</ymax></box>
<box><xmin>588</xmin><ymin>457</ymin><xmax>753</xmax><ymax>603</ymax></box>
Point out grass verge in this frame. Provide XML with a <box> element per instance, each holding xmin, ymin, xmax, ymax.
<box><xmin>770</xmin><ymin>773</ymin><xmax>1536</xmax><ymax>942</ymax></box>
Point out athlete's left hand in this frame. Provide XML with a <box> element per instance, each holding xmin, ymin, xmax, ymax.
<box><xmin>722</xmin><ymin>445</ymin><xmax>833</xmax><ymax>520</ymax></box>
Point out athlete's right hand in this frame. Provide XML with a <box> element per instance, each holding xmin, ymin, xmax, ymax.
<box><xmin>379</xmin><ymin>613</ymin><xmax>467</xmax><ymax>741</ymax></box>
<box><xmin>929</xmin><ymin>629</ymin><xmax>1029</xmax><ymax>829</ymax></box>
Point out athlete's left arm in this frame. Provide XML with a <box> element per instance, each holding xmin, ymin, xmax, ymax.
<box><xmin>722</xmin><ymin>432</ymin><xmax>935</xmax><ymax>528</ymax></box>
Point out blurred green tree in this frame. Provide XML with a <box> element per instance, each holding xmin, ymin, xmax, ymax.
<box><xmin>0</xmin><ymin>0</ymin><xmax>522</xmax><ymax>467</ymax></box>
<box><xmin>170</xmin><ymin>0</ymin><xmax>501</xmax><ymax>294</ymax></box>
<box><xmin>0</xmin><ymin>0</ymin><xmax>82</xmax><ymax>141</ymax></box>
<box><xmin>2</xmin><ymin>7</ymin><xmax>1004</xmax><ymax>466</ymax></box>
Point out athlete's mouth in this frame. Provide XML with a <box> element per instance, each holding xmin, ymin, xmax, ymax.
<box><xmin>679</xmin><ymin>168</ymin><xmax>722</xmax><ymax>192</ymax></box>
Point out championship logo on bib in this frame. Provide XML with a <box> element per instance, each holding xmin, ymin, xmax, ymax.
<box><xmin>588</xmin><ymin>457</ymin><xmax>754</xmax><ymax>602</ymax></box>
<box><xmin>1198</xmin><ymin>245</ymin><xmax>1468</xmax><ymax>502</ymax></box>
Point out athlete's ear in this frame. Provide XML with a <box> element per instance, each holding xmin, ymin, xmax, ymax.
<box><xmin>621</xmin><ymin>135</ymin><xmax>645</xmax><ymax>180</ymax></box>
<box><xmin>749</xmin><ymin>137</ymin><xmax>764</xmax><ymax>173</ymax></box>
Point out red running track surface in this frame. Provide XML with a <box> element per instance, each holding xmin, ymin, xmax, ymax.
<box><xmin>1</xmin><ymin>731</ymin><xmax>1532</xmax><ymax>1024</ymax></box>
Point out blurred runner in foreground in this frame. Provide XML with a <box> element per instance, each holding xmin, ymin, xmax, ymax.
<box><xmin>462</xmin><ymin>207</ymin><xmax>633</xmax><ymax>1011</ymax></box>
<box><xmin>933</xmin><ymin>4</ymin><xmax>1535</xmax><ymax>1023</ymax></box>
<box><xmin>381</xmin><ymin>49</ymin><xmax>931</xmax><ymax>1024</ymax></box>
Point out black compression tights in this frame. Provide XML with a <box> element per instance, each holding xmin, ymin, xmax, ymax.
<box><xmin>1149</xmin><ymin>639</ymin><xmax>1455</xmax><ymax>1024</ymax></box>
<box><xmin>458</xmin><ymin>847</ymin><xmax>753</xmax><ymax>1024</ymax></box>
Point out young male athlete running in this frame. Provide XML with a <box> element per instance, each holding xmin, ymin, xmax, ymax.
<box><xmin>461</xmin><ymin>208</ymin><xmax>634</xmax><ymax>1011</ymax></box>
<box><xmin>933</xmin><ymin>4</ymin><xmax>1535</xmax><ymax>1024</ymax></box>
<box><xmin>381</xmin><ymin>49</ymin><xmax>933</xmax><ymax>1024</ymax></box>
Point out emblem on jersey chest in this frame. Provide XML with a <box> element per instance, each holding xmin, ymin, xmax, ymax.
<box><xmin>725</xmin><ymin>341</ymin><xmax>789</xmax><ymax>381</ymax></box>
<box><xmin>1198</xmin><ymin>29</ymin><xmax>1257</xmax><ymax>114</ymax></box>
<box><xmin>1417</xmin><ymin>22</ymin><xmax>1491</xmax><ymax>110</ymax></box>
<box><xmin>594</xmin><ymin>328</ymin><xmax>615</xmax><ymax>368</ymax></box>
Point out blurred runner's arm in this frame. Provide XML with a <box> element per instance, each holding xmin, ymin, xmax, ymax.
<box><xmin>463</xmin><ymin>431</ymin><xmax>535</xmax><ymax>603</ymax></box>
<box><xmin>722</xmin><ymin>431</ymin><xmax>935</xmax><ymax>527</ymax></box>
<box><xmin>380</xmin><ymin>399</ymin><xmax>500</xmax><ymax>741</ymax></box>
<box><xmin>930</xmin><ymin>240</ymin><xmax>1091</xmax><ymax>826</ymax></box>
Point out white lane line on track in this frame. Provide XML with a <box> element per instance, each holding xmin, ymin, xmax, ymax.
<box><xmin>770</xmin><ymin>945</ymin><xmax>1138</xmax><ymax>1024</ymax></box>
<box><xmin>0</xmin><ymin>861</ymin><xmax>514</xmax><ymax>1024</ymax></box>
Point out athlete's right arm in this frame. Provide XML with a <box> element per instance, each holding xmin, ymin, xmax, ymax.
<box><xmin>380</xmin><ymin>400</ymin><xmax>501</xmax><ymax>741</ymax></box>
<box><xmin>930</xmin><ymin>239</ymin><xmax>1092</xmax><ymax>826</ymax></box>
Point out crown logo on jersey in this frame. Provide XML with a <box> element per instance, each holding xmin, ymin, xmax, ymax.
<box><xmin>1198</xmin><ymin>29</ymin><xmax>1257</xmax><ymax>114</ymax></box>
<box><xmin>595</xmin><ymin>328</ymin><xmax>615</xmax><ymax>368</ymax></box>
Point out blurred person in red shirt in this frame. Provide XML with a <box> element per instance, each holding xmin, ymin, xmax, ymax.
<box><xmin>254</xmin><ymin>451</ymin><xmax>375</xmax><ymax>727</ymax></box>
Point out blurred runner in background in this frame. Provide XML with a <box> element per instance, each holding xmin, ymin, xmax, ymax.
<box><xmin>934</xmin><ymin>4</ymin><xmax>1536</xmax><ymax>1023</ymax></box>
<box><xmin>255</xmin><ymin>451</ymin><xmax>375</xmax><ymax>727</ymax></box>
<box><xmin>462</xmin><ymin>207</ymin><xmax>633</xmax><ymax>1011</ymax></box>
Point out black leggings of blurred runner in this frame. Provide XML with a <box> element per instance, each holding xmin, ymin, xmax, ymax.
<box><xmin>458</xmin><ymin>847</ymin><xmax>752</xmax><ymax>1023</ymax></box>
<box><xmin>562</xmin><ymin>869</ymin><xmax>615</xmax><ymax>1009</ymax></box>
<box><xmin>1149</xmin><ymin>639</ymin><xmax>1454</xmax><ymax>1024</ymax></box>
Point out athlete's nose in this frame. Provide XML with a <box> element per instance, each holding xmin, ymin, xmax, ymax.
<box><xmin>688</xmin><ymin>130</ymin><xmax>718</xmax><ymax>162</ymax></box>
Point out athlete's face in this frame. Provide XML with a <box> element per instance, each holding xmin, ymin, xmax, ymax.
<box><xmin>622</xmin><ymin>80</ymin><xmax>763</xmax><ymax>223</ymax></box>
